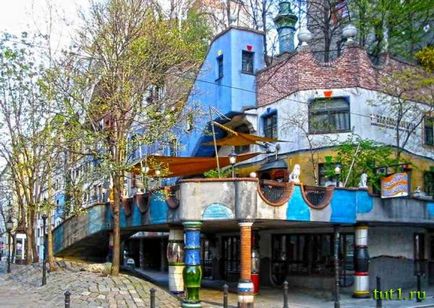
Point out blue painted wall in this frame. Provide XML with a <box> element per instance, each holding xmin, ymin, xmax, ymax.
<box><xmin>54</xmin><ymin>192</ymin><xmax>66</xmax><ymax>222</ymax></box>
<box><xmin>286</xmin><ymin>186</ymin><xmax>310</xmax><ymax>221</ymax></box>
<box><xmin>178</xmin><ymin>28</ymin><xmax>265</xmax><ymax>157</ymax></box>
<box><xmin>286</xmin><ymin>187</ymin><xmax>374</xmax><ymax>224</ymax></box>
<box><xmin>428</xmin><ymin>202</ymin><xmax>434</xmax><ymax>219</ymax></box>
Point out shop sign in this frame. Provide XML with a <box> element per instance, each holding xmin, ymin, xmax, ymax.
<box><xmin>202</xmin><ymin>203</ymin><xmax>234</xmax><ymax>220</ymax></box>
<box><xmin>370</xmin><ymin>113</ymin><xmax>416</xmax><ymax>132</ymax></box>
<box><xmin>381</xmin><ymin>172</ymin><xmax>409</xmax><ymax>198</ymax></box>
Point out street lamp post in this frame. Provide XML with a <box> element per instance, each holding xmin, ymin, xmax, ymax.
<box><xmin>6</xmin><ymin>217</ymin><xmax>13</xmax><ymax>274</ymax></box>
<box><xmin>228</xmin><ymin>150</ymin><xmax>237</xmax><ymax>178</ymax></box>
<box><xmin>334</xmin><ymin>165</ymin><xmax>341</xmax><ymax>188</ymax></box>
<box><xmin>41</xmin><ymin>214</ymin><xmax>48</xmax><ymax>286</ymax></box>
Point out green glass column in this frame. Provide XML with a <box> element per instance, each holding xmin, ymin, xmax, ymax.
<box><xmin>182</xmin><ymin>221</ymin><xmax>202</xmax><ymax>308</ymax></box>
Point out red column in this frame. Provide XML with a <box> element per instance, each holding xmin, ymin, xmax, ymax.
<box><xmin>238</xmin><ymin>221</ymin><xmax>254</xmax><ymax>307</ymax></box>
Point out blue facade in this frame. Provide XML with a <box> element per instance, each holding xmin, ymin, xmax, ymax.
<box><xmin>178</xmin><ymin>28</ymin><xmax>266</xmax><ymax>157</ymax></box>
<box><xmin>54</xmin><ymin>192</ymin><xmax>66</xmax><ymax>222</ymax></box>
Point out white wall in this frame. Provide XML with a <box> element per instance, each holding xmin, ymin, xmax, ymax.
<box><xmin>369</xmin><ymin>226</ymin><xmax>426</xmax><ymax>259</ymax></box>
<box><xmin>251</xmin><ymin>87</ymin><xmax>433</xmax><ymax>162</ymax></box>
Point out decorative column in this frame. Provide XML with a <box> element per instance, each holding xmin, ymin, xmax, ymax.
<box><xmin>238</xmin><ymin>221</ymin><xmax>254</xmax><ymax>307</ymax></box>
<box><xmin>182</xmin><ymin>221</ymin><xmax>202</xmax><ymax>308</ymax></box>
<box><xmin>167</xmin><ymin>227</ymin><xmax>184</xmax><ymax>294</ymax></box>
<box><xmin>353</xmin><ymin>225</ymin><xmax>370</xmax><ymax>298</ymax></box>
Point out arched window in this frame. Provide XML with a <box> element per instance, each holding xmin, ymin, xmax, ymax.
<box><xmin>309</xmin><ymin>97</ymin><xmax>350</xmax><ymax>134</ymax></box>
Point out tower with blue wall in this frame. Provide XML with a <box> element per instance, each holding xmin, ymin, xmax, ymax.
<box><xmin>178</xmin><ymin>27</ymin><xmax>266</xmax><ymax>157</ymax></box>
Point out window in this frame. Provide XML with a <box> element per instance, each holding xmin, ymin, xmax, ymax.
<box><xmin>242</xmin><ymin>50</ymin><xmax>254</xmax><ymax>74</ymax></box>
<box><xmin>263</xmin><ymin>113</ymin><xmax>278</xmax><ymax>139</ymax></box>
<box><xmin>424</xmin><ymin>171</ymin><xmax>434</xmax><ymax>197</ymax></box>
<box><xmin>234</xmin><ymin>124</ymin><xmax>250</xmax><ymax>154</ymax></box>
<box><xmin>217</xmin><ymin>55</ymin><xmax>223</xmax><ymax>79</ymax></box>
<box><xmin>169</xmin><ymin>138</ymin><xmax>178</xmax><ymax>157</ymax></box>
<box><xmin>185</xmin><ymin>113</ymin><xmax>194</xmax><ymax>132</ymax></box>
<box><xmin>424</xmin><ymin>116</ymin><xmax>434</xmax><ymax>146</ymax></box>
<box><xmin>318</xmin><ymin>163</ymin><xmax>340</xmax><ymax>186</ymax></box>
<box><xmin>414</xmin><ymin>233</ymin><xmax>426</xmax><ymax>275</ymax></box>
<box><xmin>222</xmin><ymin>236</ymin><xmax>240</xmax><ymax>281</ymax></box>
<box><xmin>271</xmin><ymin>233</ymin><xmax>351</xmax><ymax>278</ymax></box>
<box><xmin>309</xmin><ymin>97</ymin><xmax>350</xmax><ymax>134</ymax></box>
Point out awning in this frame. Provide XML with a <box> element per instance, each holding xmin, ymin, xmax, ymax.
<box><xmin>132</xmin><ymin>152</ymin><xmax>260</xmax><ymax>178</ymax></box>
<box><xmin>203</xmin><ymin>132</ymin><xmax>277</xmax><ymax>146</ymax></box>
<box><xmin>202</xmin><ymin>121</ymin><xmax>283</xmax><ymax>146</ymax></box>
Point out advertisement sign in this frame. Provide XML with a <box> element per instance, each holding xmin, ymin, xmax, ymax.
<box><xmin>381</xmin><ymin>172</ymin><xmax>409</xmax><ymax>198</ymax></box>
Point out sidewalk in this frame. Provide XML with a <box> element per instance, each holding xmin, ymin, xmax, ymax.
<box><xmin>0</xmin><ymin>261</ymin><xmax>179</xmax><ymax>307</ymax></box>
<box><xmin>133</xmin><ymin>267</ymin><xmax>434</xmax><ymax>308</ymax></box>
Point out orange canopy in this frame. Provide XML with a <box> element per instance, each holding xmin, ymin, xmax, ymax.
<box><xmin>203</xmin><ymin>132</ymin><xmax>278</xmax><ymax>146</ymax></box>
<box><xmin>203</xmin><ymin>122</ymin><xmax>283</xmax><ymax>146</ymax></box>
<box><xmin>132</xmin><ymin>152</ymin><xmax>260</xmax><ymax>178</ymax></box>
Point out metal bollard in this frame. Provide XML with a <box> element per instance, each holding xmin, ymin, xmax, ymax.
<box><xmin>376</xmin><ymin>276</ymin><xmax>382</xmax><ymax>308</ymax></box>
<box><xmin>64</xmin><ymin>290</ymin><xmax>71</xmax><ymax>308</ymax></box>
<box><xmin>417</xmin><ymin>273</ymin><xmax>422</xmax><ymax>303</ymax></box>
<box><xmin>150</xmin><ymin>288</ymin><xmax>156</xmax><ymax>308</ymax></box>
<box><xmin>223</xmin><ymin>283</ymin><xmax>229</xmax><ymax>308</ymax></box>
<box><xmin>283</xmin><ymin>281</ymin><xmax>288</xmax><ymax>308</ymax></box>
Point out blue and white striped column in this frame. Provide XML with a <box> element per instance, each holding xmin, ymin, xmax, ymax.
<box><xmin>182</xmin><ymin>221</ymin><xmax>203</xmax><ymax>308</ymax></box>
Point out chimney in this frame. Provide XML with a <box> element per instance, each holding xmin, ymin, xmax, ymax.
<box><xmin>274</xmin><ymin>0</ymin><xmax>298</xmax><ymax>54</ymax></box>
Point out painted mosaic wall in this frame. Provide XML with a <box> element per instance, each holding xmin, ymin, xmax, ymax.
<box><xmin>53</xmin><ymin>180</ymin><xmax>434</xmax><ymax>256</ymax></box>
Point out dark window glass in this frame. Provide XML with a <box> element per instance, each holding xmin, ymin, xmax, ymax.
<box><xmin>309</xmin><ymin>98</ymin><xmax>350</xmax><ymax>134</ymax></box>
<box><xmin>264</xmin><ymin>113</ymin><xmax>278</xmax><ymax>139</ymax></box>
<box><xmin>217</xmin><ymin>55</ymin><xmax>223</xmax><ymax>79</ymax></box>
<box><xmin>271</xmin><ymin>233</ymin><xmax>353</xmax><ymax>282</ymax></box>
<box><xmin>242</xmin><ymin>50</ymin><xmax>254</xmax><ymax>73</ymax></box>
<box><xmin>424</xmin><ymin>117</ymin><xmax>434</xmax><ymax>146</ymax></box>
<box><xmin>414</xmin><ymin>233</ymin><xmax>425</xmax><ymax>261</ymax></box>
<box><xmin>222</xmin><ymin>236</ymin><xmax>240</xmax><ymax>282</ymax></box>
<box><xmin>424</xmin><ymin>171</ymin><xmax>434</xmax><ymax>197</ymax></box>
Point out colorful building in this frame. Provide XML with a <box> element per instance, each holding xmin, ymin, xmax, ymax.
<box><xmin>53</xmin><ymin>2</ymin><xmax>433</xmax><ymax>307</ymax></box>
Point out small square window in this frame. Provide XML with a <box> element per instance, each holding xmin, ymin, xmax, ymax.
<box><xmin>242</xmin><ymin>50</ymin><xmax>254</xmax><ymax>74</ymax></box>
<box><xmin>217</xmin><ymin>55</ymin><xmax>223</xmax><ymax>79</ymax></box>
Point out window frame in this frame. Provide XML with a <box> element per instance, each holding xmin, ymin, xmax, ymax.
<box><xmin>308</xmin><ymin>97</ymin><xmax>351</xmax><ymax>134</ymax></box>
<box><xmin>271</xmin><ymin>233</ymin><xmax>354</xmax><ymax>277</ymax></box>
<box><xmin>241</xmin><ymin>50</ymin><xmax>254</xmax><ymax>74</ymax></box>
<box><xmin>423</xmin><ymin>115</ymin><xmax>434</xmax><ymax>146</ymax></box>
<box><xmin>424</xmin><ymin>171</ymin><xmax>434</xmax><ymax>197</ymax></box>
<box><xmin>216</xmin><ymin>55</ymin><xmax>223</xmax><ymax>80</ymax></box>
<box><xmin>263</xmin><ymin>112</ymin><xmax>278</xmax><ymax>139</ymax></box>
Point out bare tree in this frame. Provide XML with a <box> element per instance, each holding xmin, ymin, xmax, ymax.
<box><xmin>373</xmin><ymin>67</ymin><xmax>434</xmax><ymax>159</ymax></box>
<box><xmin>301</xmin><ymin>0</ymin><xmax>349</xmax><ymax>62</ymax></box>
<box><xmin>281</xmin><ymin>108</ymin><xmax>339</xmax><ymax>185</ymax></box>
<box><xmin>47</xmin><ymin>0</ymin><xmax>209</xmax><ymax>275</ymax></box>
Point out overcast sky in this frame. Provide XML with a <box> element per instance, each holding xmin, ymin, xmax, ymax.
<box><xmin>0</xmin><ymin>0</ymin><xmax>89</xmax><ymax>50</ymax></box>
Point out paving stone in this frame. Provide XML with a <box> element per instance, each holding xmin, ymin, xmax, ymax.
<box><xmin>0</xmin><ymin>261</ymin><xmax>180</xmax><ymax>308</ymax></box>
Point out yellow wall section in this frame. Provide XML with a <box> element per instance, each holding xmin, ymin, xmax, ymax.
<box><xmin>238</xmin><ymin>149</ymin><xmax>433</xmax><ymax>190</ymax></box>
